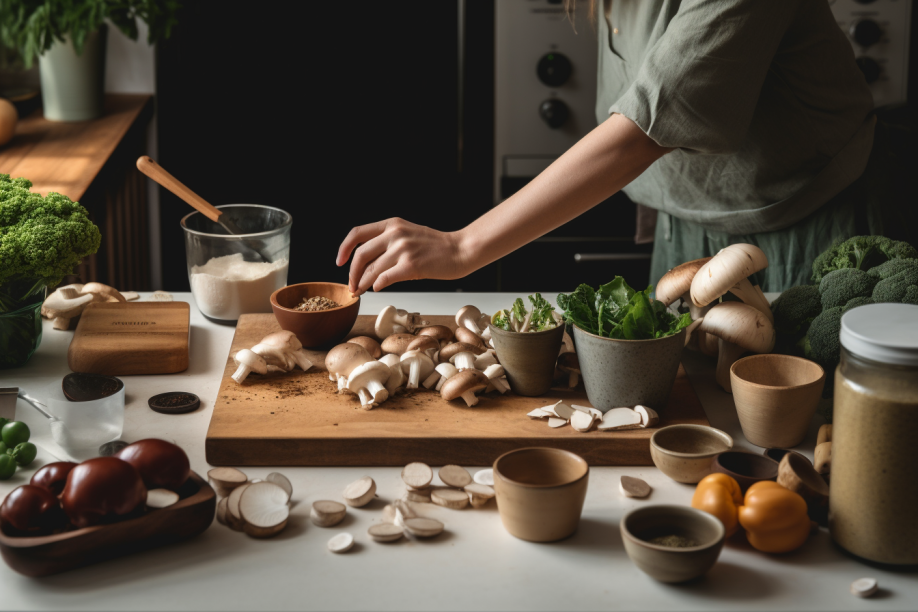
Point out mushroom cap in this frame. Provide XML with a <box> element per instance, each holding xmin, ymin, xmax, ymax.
<box><xmin>347</xmin><ymin>335</ymin><xmax>382</xmax><ymax>359</ymax></box>
<box><xmin>234</xmin><ymin>349</ymin><xmax>268</xmax><ymax>374</ymax></box>
<box><xmin>440</xmin><ymin>369</ymin><xmax>489</xmax><ymax>402</ymax></box>
<box><xmin>474</xmin><ymin>349</ymin><xmax>498</xmax><ymax>369</ymax></box>
<box><xmin>325</xmin><ymin>343</ymin><xmax>372</xmax><ymax>377</ymax></box>
<box><xmin>455</xmin><ymin>305</ymin><xmax>482</xmax><ymax>329</ymax></box>
<box><xmin>439</xmin><ymin>342</ymin><xmax>485</xmax><ymax>362</ymax></box>
<box><xmin>260</xmin><ymin>330</ymin><xmax>303</xmax><ymax>351</ymax></box>
<box><xmin>698</xmin><ymin>301</ymin><xmax>775</xmax><ymax>353</ymax></box>
<box><xmin>347</xmin><ymin>360</ymin><xmax>391</xmax><ymax>389</ymax></box>
<box><xmin>557</xmin><ymin>352</ymin><xmax>580</xmax><ymax>373</ymax></box>
<box><xmin>81</xmin><ymin>282</ymin><xmax>126</xmax><ymax>303</ymax></box>
<box><xmin>482</xmin><ymin>363</ymin><xmax>505</xmax><ymax>379</ymax></box>
<box><xmin>374</xmin><ymin>305</ymin><xmax>404</xmax><ymax>337</ymax></box>
<box><xmin>417</xmin><ymin>325</ymin><xmax>453</xmax><ymax>343</ymax></box>
<box><xmin>407</xmin><ymin>335</ymin><xmax>439</xmax><ymax>355</ymax></box>
<box><xmin>399</xmin><ymin>349</ymin><xmax>435</xmax><ymax>378</ymax></box>
<box><xmin>42</xmin><ymin>288</ymin><xmax>94</xmax><ymax>318</ymax></box>
<box><xmin>690</xmin><ymin>244</ymin><xmax>769</xmax><ymax>308</ymax></box>
<box><xmin>380</xmin><ymin>333</ymin><xmax>415</xmax><ymax>356</ymax></box>
<box><xmin>378</xmin><ymin>353</ymin><xmax>401</xmax><ymax>369</ymax></box>
<box><xmin>435</xmin><ymin>363</ymin><xmax>458</xmax><ymax>378</ymax></box>
<box><xmin>655</xmin><ymin>257</ymin><xmax>711</xmax><ymax>306</ymax></box>
<box><xmin>455</xmin><ymin>327</ymin><xmax>485</xmax><ymax>347</ymax></box>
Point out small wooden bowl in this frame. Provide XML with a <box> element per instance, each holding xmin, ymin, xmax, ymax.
<box><xmin>730</xmin><ymin>354</ymin><xmax>825</xmax><ymax>449</ymax></box>
<box><xmin>711</xmin><ymin>451</ymin><xmax>779</xmax><ymax>492</ymax></box>
<box><xmin>650</xmin><ymin>425</ymin><xmax>734</xmax><ymax>484</ymax></box>
<box><xmin>777</xmin><ymin>451</ymin><xmax>830</xmax><ymax>524</ymax></box>
<box><xmin>270</xmin><ymin>282</ymin><xmax>360</xmax><ymax>348</ymax></box>
<box><xmin>763</xmin><ymin>448</ymin><xmax>807</xmax><ymax>464</ymax></box>
<box><xmin>0</xmin><ymin>472</ymin><xmax>215</xmax><ymax>577</ymax></box>
<box><xmin>621</xmin><ymin>505</ymin><xmax>726</xmax><ymax>583</ymax></box>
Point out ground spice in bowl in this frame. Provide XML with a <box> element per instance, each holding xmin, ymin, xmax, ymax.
<box><xmin>647</xmin><ymin>534</ymin><xmax>699</xmax><ymax>548</ymax></box>
<box><xmin>295</xmin><ymin>296</ymin><xmax>340</xmax><ymax>312</ymax></box>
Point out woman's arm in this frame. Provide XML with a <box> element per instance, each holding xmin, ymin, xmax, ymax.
<box><xmin>337</xmin><ymin>113</ymin><xmax>670</xmax><ymax>294</ymax></box>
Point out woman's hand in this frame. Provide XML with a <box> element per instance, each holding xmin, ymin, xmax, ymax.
<box><xmin>336</xmin><ymin>218</ymin><xmax>473</xmax><ymax>295</ymax></box>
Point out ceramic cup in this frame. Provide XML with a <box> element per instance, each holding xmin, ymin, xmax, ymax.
<box><xmin>572</xmin><ymin>324</ymin><xmax>684</xmax><ymax>412</ymax></box>
<box><xmin>650</xmin><ymin>424</ymin><xmax>734</xmax><ymax>484</ymax></box>
<box><xmin>730</xmin><ymin>354</ymin><xmax>825</xmax><ymax>448</ymax></box>
<box><xmin>489</xmin><ymin>324</ymin><xmax>565</xmax><ymax>396</ymax></box>
<box><xmin>493</xmin><ymin>447</ymin><xmax>589</xmax><ymax>542</ymax></box>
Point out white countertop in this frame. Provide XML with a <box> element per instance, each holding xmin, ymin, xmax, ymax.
<box><xmin>0</xmin><ymin>292</ymin><xmax>913</xmax><ymax>612</ymax></box>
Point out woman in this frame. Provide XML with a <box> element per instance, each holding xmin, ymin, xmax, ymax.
<box><xmin>338</xmin><ymin>0</ymin><xmax>879</xmax><ymax>295</ymax></box>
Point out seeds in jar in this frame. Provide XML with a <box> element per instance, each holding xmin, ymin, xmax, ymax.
<box><xmin>295</xmin><ymin>296</ymin><xmax>339</xmax><ymax>312</ymax></box>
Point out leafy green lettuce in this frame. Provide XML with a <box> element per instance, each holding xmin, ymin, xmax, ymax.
<box><xmin>557</xmin><ymin>277</ymin><xmax>692</xmax><ymax>340</ymax></box>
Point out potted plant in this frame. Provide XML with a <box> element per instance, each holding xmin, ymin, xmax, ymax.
<box><xmin>0</xmin><ymin>0</ymin><xmax>180</xmax><ymax>121</ymax></box>
<box><xmin>557</xmin><ymin>277</ymin><xmax>695</xmax><ymax>412</ymax></box>
<box><xmin>489</xmin><ymin>294</ymin><xmax>565</xmax><ymax>396</ymax></box>
<box><xmin>0</xmin><ymin>175</ymin><xmax>101</xmax><ymax>368</ymax></box>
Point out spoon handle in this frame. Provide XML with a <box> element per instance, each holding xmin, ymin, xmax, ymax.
<box><xmin>136</xmin><ymin>156</ymin><xmax>222</xmax><ymax>223</ymax></box>
<box><xmin>17</xmin><ymin>391</ymin><xmax>57</xmax><ymax>421</ymax></box>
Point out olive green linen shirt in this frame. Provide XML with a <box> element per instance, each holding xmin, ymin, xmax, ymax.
<box><xmin>598</xmin><ymin>0</ymin><xmax>876</xmax><ymax>235</ymax></box>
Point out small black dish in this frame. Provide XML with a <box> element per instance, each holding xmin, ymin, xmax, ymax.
<box><xmin>63</xmin><ymin>373</ymin><xmax>124</xmax><ymax>402</ymax></box>
<box><xmin>148</xmin><ymin>392</ymin><xmax>200</xmax><ymax>415</ymax></box>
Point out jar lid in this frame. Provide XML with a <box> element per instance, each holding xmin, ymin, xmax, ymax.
<box><xmin>840</xmin><ymin>303</ymin><xmax>918</xmax><ymax>366</ymax></box>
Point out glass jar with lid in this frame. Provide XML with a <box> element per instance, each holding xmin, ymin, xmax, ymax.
<box><xmin>830</xmin><ymin>303</ymin><xmax>918</xmax><ymax>565</ymax></box>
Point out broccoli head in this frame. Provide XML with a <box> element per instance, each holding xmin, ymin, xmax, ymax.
<box><xmin>811</xmin><ymin>235</ymin><xmax>918</xmax><ymax>283</ymax></box>
<box><xmin>904</xmin><ymin>286</ymin><xmax>918</xmax><ymax>305</ymax></box>
<box><xmin>872</xmin><ymin>264</ymin><xmax>918</xmax><ymax>304</ymax></box>
<box><xmin>771</xmin><ymin>284</ymin><xmax>821</xmax><ymax>340</ymax></box>
<box><xmin>803</xmin><ymin>306</ymin><xmax>844</xmax><ymax>368</ymax></box>
<box><xmin>0</xmin><ymin>175</ymin><xmax>101</xmax><ymax>288</ymax></box>
<box><xmin>818</xmin><ymin>268</ymin><xmax>877</xmax><ymax>309</ymax></box>
<box><xmin>867</xmin><ymin>258</ymin><xmax>918</xmax><ymax>280</ymax></box>
<box><xmin>843</xmin><ymin>296</ymin><xmax>874</xmax><ymax>312</ymax></box>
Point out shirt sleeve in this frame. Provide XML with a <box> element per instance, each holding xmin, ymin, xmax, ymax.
<box><xmin>609</xmin><ymin>0</ymin><xmax>802</xmax><ymax>155</ymax></box>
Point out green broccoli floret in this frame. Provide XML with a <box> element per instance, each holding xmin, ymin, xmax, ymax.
<box><xmin>872</xmin><ymin>265</ymin><xmax>918</xmax><ymax>303</ymax></box>
<box><xmin>867</xmin><ymin>258</ymin><xmax>918</xmax><ymax>280</ymax></box>
<box><xmin>818</xmin><ymin>268</ymin><xmax>877</xmax><ymax>309</ymax></box>
<box><xmin>811</xmin><ymin>235</ymin><xmax>918</xmax><ymax>283</ymax></box>
<box><xmin>803</xmin><ymin>306</ymin><xmax>844</xmax><ymax>368</ymax></box>
<box><xmin>904</xmin><ymin>286</ymin><xmax>918</xmax><ymax>305</ymax></box>
<box><xmin>843</xmin><ymin>296</ymin><xmax>874</xmax><ymax>312</ymax></box>
<box><xmin>0</xmin><ymin>175</ymin><xmax>101</xmax><ymax>289</ymax></box>
<box><xmin>771</xmin><ymin>284</ymin><xmax>821</xmax><ymax>341</ymax></box>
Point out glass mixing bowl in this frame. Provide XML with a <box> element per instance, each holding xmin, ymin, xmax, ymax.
<box><xmin>181</xmin><ymin>204</ymin><xmax>292</xmax><ymax>322</ymax></box>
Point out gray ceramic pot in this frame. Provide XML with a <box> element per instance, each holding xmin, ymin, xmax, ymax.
<box><xmin>572</xmin><ymin>324</ymin><xmax>684</xmax><ymax>412</ymax></box>
<box><xmin>489</xmin><ymin>323</ymin><xmax>564</xmax><ymax>396</ymax></box>
<box><xmin>38</xmin><ymin>26</ymin><xmax>107</xmax><ymax>122</ymax></box>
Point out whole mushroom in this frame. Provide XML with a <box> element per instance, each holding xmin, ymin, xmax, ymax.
<box><xmin>417</xmin><ymin>325</ymin><xmax>453</xmax><ymax>347</ymax></box>
<box><xmin>455</xmin><ymin>305</ymin><xmax>484</xmax><ymax>336</ymax></box>
<box><xmin>690</xmin><ymin>244</ymin><xmax>773</xmax><ymax>322</ymax></box>
<box><xmin>347</xmin><ymin>361</ymin><xmax>391</xmax><ymax>409</ymax></box>
<box><xmin>380</xmin><ymin>333</ymin><xmax>415</xmax><ymax>357</ymax></box>
<box><xmin>41</xmin><ymin>286</ymin><xmax>93</xmax><ymax>330</ymax></box>
<box><xmin>378</xmin><ymin>354</ymin><xmax>407</xmax><ymax>395</ymax></box>
<box><xmin>698</xmin><ymin>301</ymin><xmax>775</xmax><ymax>392</ymax></box>
<box><xmin>256</xmin><ymin>330</ymin><xmax>313</xmax><ymax>371</ymax></box>
<box><xmin>325</xmin><ymin>343</ymin><xmax>373</xmax><ymax>393</ymax></box>
<box><xmin>432</xmin><ymin>363</ymin><xmax>459</xmax><ymax>391</ymax></box>
<box><xmin>400</xmin><ymin>349</ymin><xmax>435</xmax><ymax>390</ymax></box>
<box><xmin>347</xmin><ymin>336</ymin><xmax>383</xmax><ymax>359</ymax></box>
<box><xmin>441</xmin><ymin>370</ymin><xmax>489</xmax><ymax>407</ymax></box>
<box><xmin>439</xmin><ymin>342</ymin><xmax>485</xmax><ymax>371</ymax></box>
<box><xmin>375</xmin><ymin>305</ymin><xmax>429</xmax><ymax>338</ymax></box>
<box><xmin>232</xmin><ymin>349</ymin><xmax>268</xmax><ymax>384</ymax></box>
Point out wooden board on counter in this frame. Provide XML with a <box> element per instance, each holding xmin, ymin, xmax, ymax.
<box><xmin>206</xmin><ymin>315</ymin><xmax>709</xmax><ymax>467</ymax></box>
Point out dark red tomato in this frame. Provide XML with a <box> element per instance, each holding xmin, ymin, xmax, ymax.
<box><xmin>60</xmin><ymin>457</ymin><xmax>147</xmax><ymax>528</ymax></box>
<box><xmin>115</xmin><ymin>439</ymin><xmax>190</xmax><ymax>491</ymax></box>
<box><xmin>30</xmin><ymin>461</ymin><xmax>78</xmax><ymax>496</ymax></box>
<box><xmin>0</xmin><ymin>484</ymin><xmax>67</xmax><ymax>534</ymax></box>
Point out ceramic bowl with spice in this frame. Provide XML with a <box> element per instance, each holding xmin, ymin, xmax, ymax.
<box><xmin>621</xmin><ymin>505</ymin><xmax>726</xmax><ymax>583</ymax></box>
<box><xmin>271</xmin><ymin>282</ymin><xmax>359</xmax><ymax>348</ymax></box>
<box><xmin>650</xmin><ymin>424</ymin><xmax>733</xmax><ymax>484</ymax></box>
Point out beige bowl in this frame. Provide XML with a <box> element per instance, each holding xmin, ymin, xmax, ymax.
<box><xmin>730</xmin><ymin>354</ymin><xmax>825</xmax><ymax>449</ymax></box>
<box><xmin>493</xmin><ymin>447</ymin><xmax>589</xmax><ymax>542</ymax></box>
<box><xmin>621</xmin><ymin>505</ymin><xmax>726</xmax><ymax>583</ymax></box>
<box><xmin>650</xmin><ymin>425</ymin><xmax>734</xmax><ymax>484</ymax></box>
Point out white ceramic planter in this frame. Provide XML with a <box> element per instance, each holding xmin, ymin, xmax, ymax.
<box><xmin>38</xmin><ymin>26</ymin><xmax>107</xmax><ymax>122</ymax></box>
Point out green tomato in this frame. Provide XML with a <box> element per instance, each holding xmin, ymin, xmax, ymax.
<box><xmin>0</xmin><ymin>454</ymin><xmax>15</xmax><ymax>480</ymax></box>
<box><xmin>11</xmin><ymin>442</ymin><xmax>37</xmax><ymax>467</ymax></box>
<box><xmin>0</xmin><ymin>441</ymin><xmax>7</xmax><ymax>455</ymax></box>
<box><xmin>1</xmin><ymin>421</ymin><xmax>30</xmax><ymax>447</ymax></box>
<box><xmin>0</xmin><ymin>418</ymin><xmax>9</xmax><ymax>430</ymax></box>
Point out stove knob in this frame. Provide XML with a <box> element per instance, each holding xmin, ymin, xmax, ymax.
<box><xmin>855</xmin><ymin>56</ymin><xmax>881</xmax><ymax>84</ymax></box>
<box><xmin>539</xmin><ymin>99</ymin><xmax>569</xmax><ymax>129</ymax></box>
<box><xmin>537</xmin><ymin>53</ymin><xmax>572</xmax><ymax>87</ymax></box>
<box><xmin>850</xmin><ymin>19</ymin><xmax>882</xmax><ymax>47</ymax></box>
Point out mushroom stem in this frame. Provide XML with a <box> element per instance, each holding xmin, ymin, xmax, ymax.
<box><xmin>52</xmin><ymin>316</ymin><xmax>72</xmax><ymax>330</ymax></box>
<box><xmin>407</xmin><ymin>360</ymin><xmax>421</xmax><ymax>389</ymax></box>
<box><xmin>232</xmin><ymin>365</ymin><xmax>252</xmax><ymax>384</ymax></box>
<box><xmin>715</xmin><ymin>339</ymin><xmax>746</xmax><ymax>393</ymax></box>
<box><xmin>337</xmin><ymin>377</ymin><xmax>348</xmax><ymax>393</ymax></box>
<box><xmin>460</xmin><ymin>390</ymin><xmax>479</xmax><ymax>407</ymax></box>
<box><xmin>422</xmin><ymin>371</ymin><xmax>441</xmax><ymax>389</ymax></box>
<box><xmin>435</xmin><ymin>377</ymin><xmax>447</xmax><ymax>392</ymax></box>
<box><xmin>365</xmin><ymin>379</ymin><xmax>387</xmax><ymax>403</ymax></box>
<box><xmin>329</xmin><ymin>372</ymin><xmax>337</xmax><ymax>382</ymax></box>
<box><xmin>454</xmin><ymin>353</ymin><xmax>476</xmax><ymax>371</ymax></box>
<box><xmin>568</xmin><ymin>372</ymin><xmax>579</xmax><ymax>387</ymax></box>
<box><xmin>356</xmin><ymin>389</ymin><xmax>374</xmax><ymax>408</ymax></box>
<box><xmin>728</xmin><ymin>278</ymin><xmax>774</xmax><ymax>322</ymax></box>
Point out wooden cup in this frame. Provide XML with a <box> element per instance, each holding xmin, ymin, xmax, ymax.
<box><xmin>493</xmin><ymin>447</ymin><xmax>589</xmax><ymax>542</ymax></box>
<box><xmin>730</xmin><ymin>354</ymin><xmax>825</xmax><ymax>449</ymax></box>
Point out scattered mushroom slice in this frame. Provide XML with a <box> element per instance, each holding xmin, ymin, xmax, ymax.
<box><xmin>464</xmin><ymin>483</ymin><xmax>495</xmax><ymax>508</ymax></box>
<box><xmin>42</xmin><ymin>286</ymin><xmax>94</xmax><ymax>330</ymax></box>
<box><xmin>698</xmin><ymin>301</ymin><xmax>776</xmax><ymax>393</ymax></box>
<box><xmin>598</xmin><ymin>408</ymin><xmax>643</xmax><ymax>431</ymax></box>
<box><xmin>850</xmin><ymin>578</ymin><xmax>879</xmax><ymax>598</ymax></box>
<box><xmin>473</xmin><ymin>469</ymin><xmax>494</xmax><ymax>486</ymax></box>
<box><xmin>146</xmin><ymin>488</ymin><xmax>180</xmax><ymax>509</ymax></box>
<box><xmin>456</xmin><ymin>305</ymin><xmax>483</xmax><ymax>335</ymax></box>
<box><xmin>347</xmin><ymin>361</ymin><xmax>391</xmax><ymax>408</ymax></box>
<box><xmin>406</xmin><ymin>490</ymin><xmax>432</xmax><ymax>503</ymax></box>
<box><xmin>266</xmin><ymin>472</ymin><xmax>293</xmax><ymax>503</ymax></box>
<box><xmin>455</xmin><ymin>327</ymin><xmax>486</xmax><ymax>349</ymax></box>
<box><xmin>368</xmin><ymin>523</ymin><xmax>404</xmax><ymax>543</ymax></box>
<box><xmin>635</xmin><ymin>405</ymin><xmax>660</xmax><ymax>428</ymax></box>
<box><xmin>121</xmin><ymin>291</ymin><xmax>140</xmax><ymax>301</ymax></box>
<box><xmin>343</xmin><ymin>476</ymin><xmax>377</xmax><ymax>507</ymax></box>
<box><xmin>527</xmin><ymin>408</ymin><xmax>553</xmax><ymax>419</ymax></box>
<box><xmin>378</xmin><ymin>354</ymin><xmax>407</xmax><ymax>395</ymax></box>
<box><xmin>232</xmin><ymin>349</ymin><xmax>268</xmax><ymax>384</ymax></box>
<box><xmin>327</xmin><ymin>532</ymin><xmax>355</xmax><ymax>554</ymax></box>
<box><xmin>548</xmin><ymin>418</ymin><xmax>568</xmax><ymax>428</ymax></box>
<box><xmin>216</xmin><ymin>497</ymin><xmax>229</xmax><ymax>525</ymax></box>
<box><xmin>400</xmin><ymin>349</ymin><xmax>436</xmax><ymax>390</ymax></box>
<box><xmin>557</xmin><ymin>353</ymin><xmax>581</xmax><ymax>388</ymax></box>
<box><xmin>326</xmin><ymin>343</ymin><xmax>373</xmax><ymax>394</ymax></box>
<box><xmin>402</xmin><ymin>462</ymin><xmax>434</xmax><ymax>489</ymax></box>
<box><xmin>208</xmin><ymin>467</ymin><xmax>248</xmax><ymax>497</ymax></box>
<box><xmin>433</xmin><ymin>363</ymin><xmax>459</xmax><ymax>392</ymax></box>
<box><xmin>440</xmin><ymin>370</ymin><xmax>489</xmax><ymax>407</ymax></box>
<box><xmin>392</xmin><ymin>500</ymin><xmax>416</xmax><ymax>527</ymax></box>
<box><xmin>380</xmin><ymin>333</ymin><xmax>415</xmax><ymax>357</ymax></box>
<box><xmin>311</xmin><ymin>500</ymin><xmax>347</xmax><ymax>527</ymax></box>
<box><xmin>347</xmin><ymin>335</ymin><xmax>382</xmax><ymax>359</ymax></box>
<box><xmin>239</xmin><ymin>482</ymin><xmax>290</xmax><ymax>538</ymax></box>
<box><xmin>620</xmin><ymin>475</ymin><xmax>652</xmax><ymax>498</ymax></box>
<box><xmin>431</xmin><ymin>488</ymin><xmax>469</xmax><ymax>510</ymax></box>
<box><xmin>439</xmin><ymin>465</ymin><xmax>472</xmax><ymax>488</ymax></box>
<box><xmin>439</xmin><ymin>342</ymin><xmax>486</xmax><ymax>371</ymax></box>
<box><xmin>482</xmin><ymin>364</ymin><xmax>510</xmax><ymax>394</ymax></box>
<box><xmin>226</xmin><ymin>483</ymin><xmax>252</xmax><ymax>531</ymax></box>
<box><xmin>403</xmin><ymin>517</ymin><xmax>445</xmax><ymax>538</ymax></box>
<box><xmin>149</xmin><ymin>290</ymin><xmax>173</xmax><ymax>302</ymax></box>
<box><xmin>570</xmin><ymin>410</ymin><xmax>597</xmax><ymax>432</ymax></box>
<box><xmin>546</xmin><ymin>401</ymin><xmax>575</xmax><ymax>421</ymax></box>
<box><xmin>417</xmin><ymin>325</ymin><xmax>454</xmax><ymax>347</ymax></box>
<box><xmin>690</xmin><ymin>244</ymin><xmax>773</xmax><ymax>322</ymax></box>
<box><xmin>381</xmin><ymin>504</ymin><xmax>398</xmax><ymax>524</ymax></box>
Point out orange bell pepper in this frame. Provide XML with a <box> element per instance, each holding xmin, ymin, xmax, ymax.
<box><xmin>738</xmin><ymin>481</ymin><xmax>810</xmax><ymax>553</ymax></box>
<box><xmin>691</xmin><ymin>473</ymin><xmax>742</xmax><ymax>536</ymax></box>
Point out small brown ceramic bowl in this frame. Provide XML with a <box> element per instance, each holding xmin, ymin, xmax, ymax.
<box><xmin>270</xmin><ymin>282</ymin><xmax>360</xmax><ymax>348</ymax></box>
<box><xmin>711</xmin><ymin>450</ymin><xmax>778</xmax><ymax>492</ymax></box>
<box><xmin>650</xmin><ymin>425</ymin><xmax>734</xmax><ymax>484</ymax></box>
<box><xmin>621</xmin><ymin>505</ymin><xmax>726</xmax><ymax>583</ymax></box>
<box><xmin>493</xmin><ymin>447</ymin><xmax>589</xmax><ymax>542</ymax></box>
<box><xmin>763</xmin><ymin>448</ymin><xmax>807</xmax><ymax>464</ymax></box>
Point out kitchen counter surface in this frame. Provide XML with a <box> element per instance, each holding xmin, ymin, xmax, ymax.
<box><xmin>1</xmin><ymin>292</ymin><xmax>914</xmax><ymax>612</ymax></box>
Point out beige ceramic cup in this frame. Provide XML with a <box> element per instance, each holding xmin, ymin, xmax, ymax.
<box><xmin>493</xmin><ymin>447</ymin><xmax>589</xmax><ymax>542</ymax></box>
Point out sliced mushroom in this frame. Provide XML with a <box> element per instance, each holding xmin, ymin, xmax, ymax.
<box><xmin>690</xmin><ymin>244</ymin><xmax>773</xmax><ymax>322</ymax></box>
<box><xmin>619</xmin><ymin>475</ymin><xmax>652</xmax><ymax>498</ymax></box>
<box><xmin>438</xmin><ymin>464</ymin><xmax>472</xmax><ymax>488</ymax></box>
<box><xmin>368</xmin><ymin>522</ymin><xmax>404</xmax><ymax>542</ymax></box>
<box><xmin>327</xmin><ymin>532</ymin><xmax>355</xmax><ymax>553</ymax></box>
<box><xmin>238</xmin><ymin>482</ymin><xmax>289</xmax><ymax>538</ymax></box>
<box><xmin>347</xmin><ymin>361</ymin><xmax>390</xmax><ymax>408</ymax></box>
<box><xmin>343</xmin><ymin>476</ymin><xmax>377</xmax><ymax>507</ymax></box>
<box><xmin>146</xmin><ymin>488</ymin><xmax>180</xmax><ymax>508</ymax></box>
<box><xmin>402</xmin><ymin>462</ymin><xmax>434</xmax><ymax>489</ymax></box>
<box><xmin>570</xmin><ymin>410</ymin><xmax>597</xmax><ymax>432</ymax></box>
<box><xmin>81</xmin><ymin>282</ymin><xmax>126</xmax><ymax>303</ymax></box>
<box><xmin>232</xmin><ymin>349</ymin><xmax>268</xmax><ymax>384</ymax></box>
<box><xmin>440</xmin><ymin>370</ymin><xmax>489</xmax><ymax>407</ymax></box>
<box><xmin>403</xmin><ymin>516</ymin><xmax>444</xmax><ymax>538</ymax></box>
<box><xmin>698</xmin><ymin>301</ymin><xmax>775</xmax><ymax>393</ymax></box>
<box><xmin>473</xmin><ymin>469</ymin><xmax>494</xmax><ymax>486</ymax></box>
<box><xmin>464</xmin><ymin>483</ymin><xmax>495</xmax><ymax>508</ymax></box>
<box><xmin>311</xmin><ymin>500</ymin><xmax>347</xmax><ymax>527</ymax></box>
<box><xmin>265</xmin><ymin>472</ymin><xmax>293</xmax><ymax>503</ymax></box>
<box><xmin>431</xmin><ymin>488</ymin><xmax>469</xmax><ymax>510</ymax></box>
<box><xmin>207</xmin><ymin>467</ymin><xmax>248</xmax><ymax>497</ymax></box>
<box><xmin>597</xmin><ymin>408</ymin><xmax>643</xmax><ymax>431</ymax></box>
<box><xmin>635</xmin><ymin>405</ymin><xmax>659</xmax><ymax>428</ymax></box>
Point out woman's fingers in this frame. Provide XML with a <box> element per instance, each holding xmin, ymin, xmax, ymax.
<box><xmin>348</xmin><ymin>235</ymin><xmax>389</xmax><ymax>292</ymax></box>
<box><xmin>336</xmin><ymin>220</ymin><xmax>389</xmax><ymax>267</ymax></box>
<box><xmin>373</xmin><ymin>260</ymin><xmax>418</xmax><ymax>293</ymax></box>
<box><xmin>354</xmin><ymin>250</ymin><xmax>400</xmax><ymax>295</ymax></box>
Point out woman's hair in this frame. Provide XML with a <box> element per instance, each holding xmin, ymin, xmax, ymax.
<box><xmin>564</xmin><ymin>0</ymin><xmax>598</xmax><ymax>28</ymax></box>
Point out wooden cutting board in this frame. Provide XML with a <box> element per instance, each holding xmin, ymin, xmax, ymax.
<box><xmin>68</xmin><ymin>302</ymin><xmax>190</xmax><ymax>375</ymax></box>
<box><xmin>205</xmin><ymin>314</ymin><xmax>710</xmax><ymax>467</ymax></box>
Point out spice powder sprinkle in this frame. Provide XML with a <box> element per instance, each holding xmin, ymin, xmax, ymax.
<box><xmin>295</xmin><ymin>296</ymin><xmax>340</xmax><ymax>312</ymax></box>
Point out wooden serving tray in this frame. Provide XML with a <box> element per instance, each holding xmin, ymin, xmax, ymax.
<box><xmin>68</xmin><ymin>302</ymin><xmax>190</xmax><ymax>375</ymax></box>
<box><xmin>205</xmin><ymin>315</ymin><xmax>710</xmax><ymax>467</ymax></box>
<box><xmin>0</xmin><ymin>473</ymin><xmax>215</xmax><ymax>577</ymax></box>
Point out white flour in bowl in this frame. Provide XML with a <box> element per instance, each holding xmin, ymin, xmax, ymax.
<box><xmin>190</xmin><ymin>253</ymin><xmax>289</xmax><ymax>320</ymax></box>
